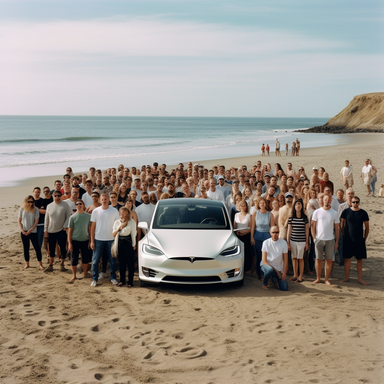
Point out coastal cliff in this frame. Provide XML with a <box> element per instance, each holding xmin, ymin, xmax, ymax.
<box><xmin>305</xmin><ymin>93</ymin><xmax>384</xmax><ymax>133</ymax></box>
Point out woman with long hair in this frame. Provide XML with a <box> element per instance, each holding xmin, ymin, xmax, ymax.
<box><xmin>117</xmin><ymin>183</ymin><xmax>129</xmax><ymax>207</ymax></box>
<box><xmin>234</xmin><ymin>200</ymin><xmax>254</xmax><ymax>273</ymax></box>
<box><xmin>287</xmin><ymin>199</ymin><xmax>309</xmax><ymax>282</ymax></box>
<box><xmin>250</xmin><ymin>197</ymin><xmax>275</xmax><ymax>279</ymax></box>
<box><xmin>125</xmin><ymin>199</ymin><xmax>138</xmax><ymax>226</ymax></box>
<box><xmin>18</xmin><ymin>196</ymin><xmax>43</xmax><ymax>270</ymax></box>
<box><xmin>112</xmin><ymin>207</ymin><xmax>137</xmax><ymax>287</ymax></box>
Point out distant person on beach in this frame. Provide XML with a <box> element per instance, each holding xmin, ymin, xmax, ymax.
<box><xmin>340</xmin><ymin>160</ymin><xmax>354</xmax><ymax>190</ymax></box>
<box><xmin>369</xmin><ymin>159</ymin><xmax>378</xmax><ymax>196</ymax></box>
<box><xmin>266</xmin><ymin>144</ymin><xmax>270</xmax><ymax>156</ymax></box>
<box><xmin>275</xmin><ymin>139</ymin><xmax>281</xmax><ymax>156</ymax></box>
<box><xmin>261</xmin><ymin>144</ymin><xmax>266</xmax><ymax>156</ymax></box>
<box><xmin>285</xmin><ymin>143</ymin><xmax>289</xmax><ymax>156</ymax></box>
<box><xmin>295</xmin><ymin>138</ymin><xmax>300</xmax><ymax>156</ymax></box>
<box><xmin>44</xmin><ymin>190</ymin><xmax>72</xmax><ymax>272</ymax></box>
<box><xmin>291</xmin><ymin>141</ymin><xmax>296</xmax><ymax>156</ymax></box>
<box><xmin>361</xmin><ymin>159</ymin><xmax>373</xmax><ymax>196</ymax></box>
<box><xmin>18</xmin><ymin>195</ymin><xmax>43</xmax><ymax>270</ymax></box>
<box><xmin>67</xmin><ymin>199</ymin><xmax>91</xmax><ymax>282</ymax></box>
<box><xmin>311</xmin><ymin>194</ymin><xmax>339</xmax><ymax>286</ymax></box>
<box><xmin>340</xmin><ymin>196</ymin><xmax>369</xmax><ymax>285</ymax></box>
<box><xmin>260</xmin><ymin>226</ymin><xmax>288</xmax><ymax>291</ymax></box>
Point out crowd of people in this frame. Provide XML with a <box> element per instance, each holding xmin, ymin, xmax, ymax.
<box><xmin>18</xmin><ymin>157</ymin><xmax>377</xmax><ymax>289</ymax></box>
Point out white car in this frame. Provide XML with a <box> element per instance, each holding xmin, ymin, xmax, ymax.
<box><xmin>138</xmin><ymin>198</ymin><xmax>244</xmax><ymax>287</ymax></box>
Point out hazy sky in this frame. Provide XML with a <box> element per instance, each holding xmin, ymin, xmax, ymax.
<box><xmin>0</xmin><ymin>0</ymin><xmax>383</xmax><ymax>117</ymax></box>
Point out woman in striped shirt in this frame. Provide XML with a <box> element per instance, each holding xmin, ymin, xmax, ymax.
<box><xmin>287</xmin><ymin>199</ymin><xmax>309</xmax><ymax>283</ymax></box>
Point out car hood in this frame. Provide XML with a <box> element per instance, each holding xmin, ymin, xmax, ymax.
<box><xmin>147</xmin><ymin>229</ymin><xmax>236</xmax><ymax>258</ymax></box>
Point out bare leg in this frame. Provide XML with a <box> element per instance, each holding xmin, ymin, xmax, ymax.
<box><xmin>366</xmin><ymin>184</ymin><xmax>371</xmax><ymax>196</ymax></box>
<box><xmin>290</xmin><ymin>258</ymin><xmax>298</xmax><ymax>280</ymax></box>
<box><xmin>38</xmin><ymin>261</ymin><xmax>44</xmax><ymax>270</ymax></box>
<box><xmin>24</xmin><ymin>261</ymin><xmax>30</xmax><ymax>269</ymax></box>
<box><xmin>70</xmin><ymin>266</ymin><xmax>76</xmax><ymax>282</ymax></box>
<box><xmin>324</xmin><ymin>259</ymin><xmax>333</xmax><ymax>286</ymax></box>
<box><xmin>298</xmin><ymin>259</ymin><xmax>304</xmax><ymax>281</ymax></box>
<box><xmin>341</xmin><ymin>259</ymin><xmax>351</xmax><ymax>282</ymax></box>
<box><xmin>357</xmin><ymin>259</ymin><xmax>369</xmax><ymax>285</ymax></box>
<box><xmin>313</xmin><ymin>259</ymin><xmax>323</xmax><ymax>283</ymax></box>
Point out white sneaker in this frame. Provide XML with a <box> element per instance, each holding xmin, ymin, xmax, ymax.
<box><xmin>90</xmin><ymin>280</ymin><xmax>97</xmax><ymax>287</ymax></box>
<box><xmin>98</xmin><ymin>272</ymin><xmax>105</xmax><ymax>279</ymax></box>
<box><xmin>110</xmin><ymin>279</ymin><xmax>118</xmax><ymax>285</ymax></box>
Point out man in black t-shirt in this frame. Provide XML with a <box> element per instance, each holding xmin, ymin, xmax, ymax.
<box><xmin>340</xmin><ymin>196</ymin><xmax>369</xmax><ymax>285</ymax></box>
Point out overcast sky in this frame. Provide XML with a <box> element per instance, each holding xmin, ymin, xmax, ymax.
<box><xmin>0</xmin><ymin>0</ymin><xmax>383</xmax><ymax>117</ymax></box>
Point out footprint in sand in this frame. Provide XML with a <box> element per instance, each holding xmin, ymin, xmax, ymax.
<box><xmin>38</xmin><ymin>320</ymin><xmax>46</xmax><ymax>326</ymax></box>
<box><xmin>173</xmin><ymin>346</ymin><xmax>207</xmax><ymax>359</ymax></box>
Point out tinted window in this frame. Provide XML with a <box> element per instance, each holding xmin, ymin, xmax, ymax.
<box><xmin>152</xmin><ymin>203</ymin><xmax>230</xmax><ymax>230</ymax></box>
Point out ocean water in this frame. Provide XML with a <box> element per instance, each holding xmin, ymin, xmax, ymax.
<box><xmin>0</xmin><ymin>116</ymin><xmax>350</xmax><ymax>187</ymax></box>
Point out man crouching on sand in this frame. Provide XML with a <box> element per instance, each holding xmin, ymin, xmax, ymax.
<box><xmin>260</xmin><ymin>226</ymin><xmax>288</xmax><ymax>291</ymax></box>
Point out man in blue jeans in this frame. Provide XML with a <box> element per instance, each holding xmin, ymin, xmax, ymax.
<box><xmin>261</xmin><ymin>226</ymin><xmax>288</xmax><ymax>291</ymax></box>
<box><xmin>90</xmin><ymin>193</ymin><xmax>120</xmax><ymax>287</ymax></box>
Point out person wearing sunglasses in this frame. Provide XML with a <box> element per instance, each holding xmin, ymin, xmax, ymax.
<box><xmin>260</xmin><ymin>226</ymin><xmax>288</xmax><ymax>291</ymax></box>
<box><xmin>67</xmin><ymin>199</ymin><xmax>91</xmax><ymax>282</ymax></box>
<box><xmin>18</xmin><ymin>195</ymin><xmax>43</xmax><ymax>270</ymax></box>
<box><xmin>340</xmin><ymin>197</ymin><xmax>369</xmax><ymax>285</ymax></box>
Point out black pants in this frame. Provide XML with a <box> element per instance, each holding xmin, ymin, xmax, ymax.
<box><xmin>237</xmin><ymin>232</ymin><xmax>254</xmax><ymax>272</ymax></box>
<box><xmin>48</xmin><ymin>230</ymin><xmax>67</xmax><ymax>261</ymax></box>
<box><xmin>71</xmin><ymin>240</ymin><xmax>91</xmax><ymax>266</ymax></box>
<box><xmin>118</xmin><ymin>237</ymin><xmax>135</xmax><ymax>285</ymax></box>
<box><xmin>21</xmin><ymin>232</ymin><xmax>42</xmax><ymax>262</ymax></box>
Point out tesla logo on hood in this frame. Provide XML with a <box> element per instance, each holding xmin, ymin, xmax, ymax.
<box><xmin>189</xmin><ymin>257</ymin><xmax>195</xmax><ymax>263</ymax></box>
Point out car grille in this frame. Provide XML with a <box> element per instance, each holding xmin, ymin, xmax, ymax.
<box><xmin>162</xmin><ymin>276</ymin><xmax>221</xmax><ymax>283</ymax></box>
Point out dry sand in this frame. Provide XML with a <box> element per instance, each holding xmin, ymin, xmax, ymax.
<box><xmin>1</xmin><ymin>133</ymin><xmax>384</xmax><ymax>383</ymax></box>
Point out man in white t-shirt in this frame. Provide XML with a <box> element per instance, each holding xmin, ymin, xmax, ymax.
<box><xmin>311</xmin><ymin>195</ymin><xmax>339</xmax><ymax>286</ymax></box>
<box><xmin>216</xmin><ymin>176</ymin><xmax>231</xmax><ymax>200</ymax></box>
<box><xmin>90</xmin><ymin>193</ymin><xmax>120</xmax><ymax>286</ymax></box>
<box><xmin>207</xmin><ymin>179</ymin><xmax>224</xmax><ymax>202</ymax></box>
<box><xmin>261</xmin><ymin>226</ymin><xmax>288</xmax><ymax>291</ymax></box>
<box><xmin>136</xmin><ymin>192</ymin><xmax>155</xmax><ymax>240</ymax></box>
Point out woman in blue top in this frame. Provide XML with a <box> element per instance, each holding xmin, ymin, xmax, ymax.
<box><xmin>250</xmin><ymin>197</ymin><xmax>275</xmax><ymax>280</ymax></box>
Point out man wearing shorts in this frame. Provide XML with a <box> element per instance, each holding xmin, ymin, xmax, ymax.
<box><xmin>67</xmin><ymin>199</ymin><xmax>91</xmax><ymax>282</ymax></box>
<box><xmin>340</xmin><ymin>196</ymin><xmax>369</xmax><ymax>285</ymax></box>
<box><xmin>311</xmin><ymin>195</ymin><xmax>339</xmax><ymax>286</ymax></box>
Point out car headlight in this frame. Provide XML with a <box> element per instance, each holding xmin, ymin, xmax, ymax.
<box><xmin>142</xmin><ymin>244</ymin><xmax>164</xmax><ymax>256</ymax></box>
<box><xmin>220</xmin><ymin>245</ymin><xmax>240</xmax><ymax>257</ymax></box>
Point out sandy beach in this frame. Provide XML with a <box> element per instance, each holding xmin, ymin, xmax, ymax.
<box><xmin>1</xmin><ymin>133</ymin><xmax>384</xmax><ymax>383</ymax></box>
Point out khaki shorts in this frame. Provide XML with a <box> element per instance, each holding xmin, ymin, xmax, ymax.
<box><xmin>290</xmin><ymin>241</ymin><xmax>306</xmax><ymax>259</ymax></box>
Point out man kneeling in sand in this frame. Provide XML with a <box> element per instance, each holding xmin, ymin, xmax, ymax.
<box><xmin>260</xmin><ymin>226</ymin><xmax>288</xmax><ymax>291</ymax></box>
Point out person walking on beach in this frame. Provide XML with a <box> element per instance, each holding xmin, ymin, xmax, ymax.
<box><xmin>260</xmin><ymin>226</ymin><xmax>288</xmax><ymax>291</ymax></box>
<box><xmin>90</xmin><ymin>193</ymin><xmax>120</xmax><ymax>287</ymax></box>
<box><xmin>67</xmin><ymin>199</ymin><xmax>91</xmax><ymax>282</ymax></box>
<box><xmin>261</xmin><ymin>144</ymin><xmax>266</xmax><ymax>156</ymax></box>
<box><xmin>44</xmin><ymin>190</ymin><xmax>72</xmax><ymax>272</ymax></box>
<box><xmin>295</xmin><ymin>138</ymin><xmax>300</xmax><ymax>156</ymax></box>
<box><xmin>275</xmin><ymin>139</ymin><xmax>281</xmax><ymax>156</ymax></box>
<box><xmin>18</xmin><ymin>195</ymin><xmax>44</xmax><ymax>270</ymax></box>
<box><xmin>361</xmin><ymin>159</ymin><xmax>372</xmax><ymax>196</ymax></box>
<box><xmin>340</xmin><ymin>160</ymin><xmax>353</xmax><ymax>190</ymax></box>
<box><xmin>311</xmin><ymin>195</ymin><xmax>339</xmax><ymax>286</ymax></box>
<box><xmin>340</xmin><ymin>196</ymin><xmax>369</xmax><ymax>285</ymax></box>
<box><xmin>266</xmin><ymin>144</ymin><xmax>270</xmax><ymax>156</ymax></box>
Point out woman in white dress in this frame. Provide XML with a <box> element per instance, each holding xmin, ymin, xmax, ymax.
<box><xmin>340</xmin><ymin>160</ymin><xmax>354</xmax><ymax>190</ymax></box>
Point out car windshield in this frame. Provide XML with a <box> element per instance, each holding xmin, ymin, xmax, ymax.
<box><xmin>152</xmin><ymin>201</ymin><xmax>230</xmax><ymax>230</ymax></box>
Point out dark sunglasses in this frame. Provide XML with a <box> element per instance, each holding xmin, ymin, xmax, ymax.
<box><xmin>27</xmin><ymin>201</ymin><xmax>34</xmax><ymax>203</ymax></box>
<box><xmin>352</xmin><ymin>201</ymin><xmax>360</xmax><ymax>204</ymax></box>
